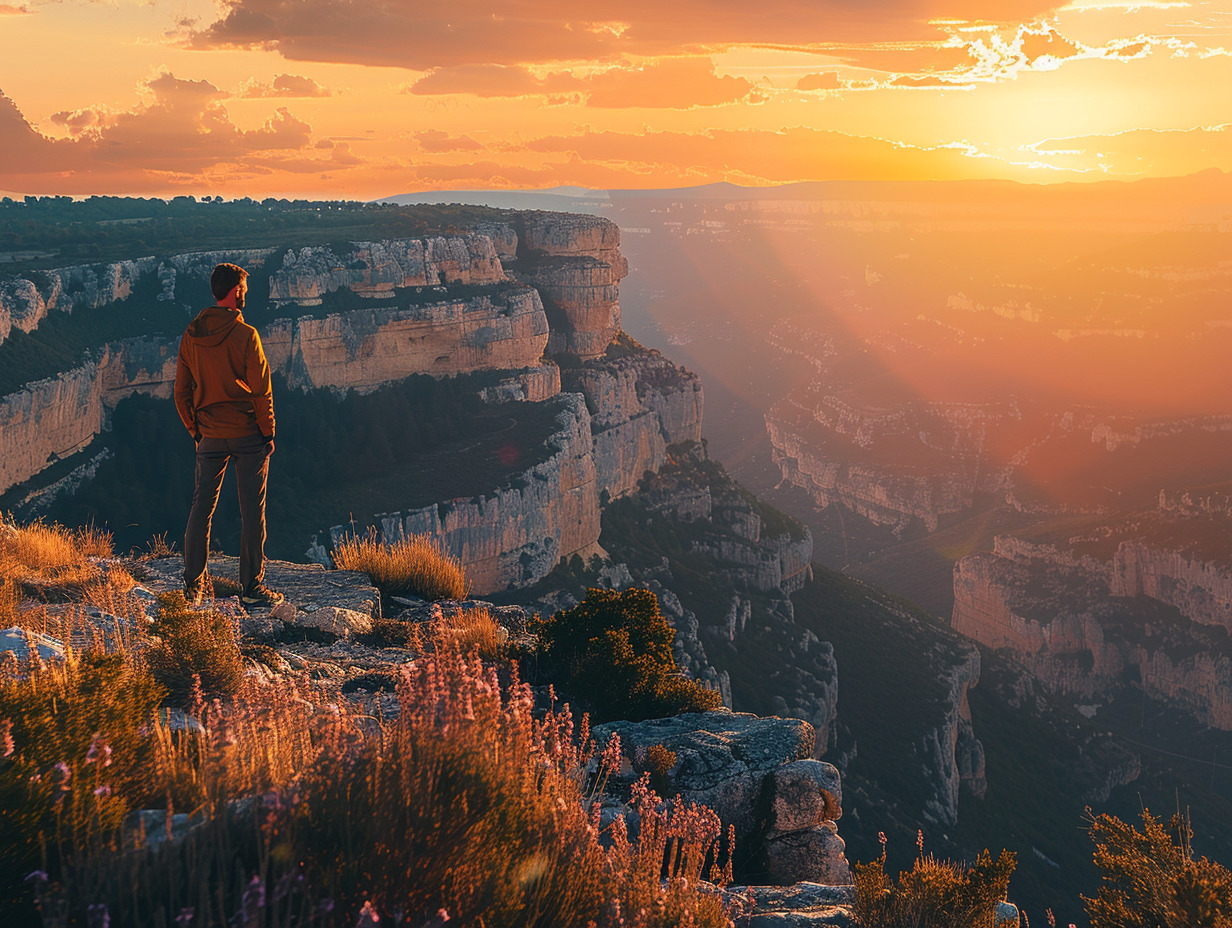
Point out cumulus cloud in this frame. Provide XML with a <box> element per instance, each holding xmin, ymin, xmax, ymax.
<box><xmin>415</xmin><ymin>129</ymin><xmax>484</xmax><ymax>153</ymax></box>
<box><xmin>0</xmin><ymin>74</ymin><xmax>318</xmax><ymax>191</ymax></box>
<box><xmin>0</xmin><ymin>4</ymin><xmax>32</xmax><ymax>14</ymax></box>
<box><xmin>187</xmin><ymin>0</ymin><xmax>1063</xmax><ymax>70</ymax></box>
<box><xmin>237</xmin><ymin>73</ymin><xmax>334</xmax><ymax>98</ymax></box>
<box><xmin>406</xmin><ymin>57</ymin><xmax>754</xmax><ymax>108</ymax></box>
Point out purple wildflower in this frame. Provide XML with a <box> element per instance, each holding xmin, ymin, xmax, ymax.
<box><xmin>93</xmin><ymin>785</ymin><xmax>112</xmax><ymax>798</ymax></box>
<box><xmin>85</xmin><ymin>734</ymin><xmax>113</xmax><ymax>767</ymax></box>
<box><xmin>87</xmin><ymin>903</ymin><xmax>111</xmax><ymax>928</ymax></box>
<box><xmin>175</xmin><ymin>908</ymin><xmax>195</xmax><ymax>927</ymax></box>
<box><xmin>357</xmin><ymin>901</ymin><xmax>380</xmax><ymax>926</ymax></box>
<box><xmin>53</xmin><ymin>761</ymin><xmax>71</xmax><ymax>790</ymax></box>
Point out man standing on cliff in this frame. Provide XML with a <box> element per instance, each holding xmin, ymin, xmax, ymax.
<box><xmin>175</xmin><ymin>262</ymin><xmax>283</xmax><ymax>607</ymax></box>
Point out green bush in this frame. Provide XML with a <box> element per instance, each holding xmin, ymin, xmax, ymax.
<box><xmin>1084</xmin><ymin>809</ymin><xmax>1232</xmax><ymax>928</ymax></box>
<box><xmin>146</xmin><ymin>592</ymin><xmax>243</xmax><ymax>705</ymax></box>
<box><xmin>537</xmin><ymin>588</ymin><xmax>721</xmax><ymax>722</ymax></box>
<box><xmin>851</xmin><ymin>842</ymin><xmax>1015</xmax><ymax>928</ymax></box>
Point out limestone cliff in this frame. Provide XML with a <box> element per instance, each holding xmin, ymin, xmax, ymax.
<box><xmin>504</xmin><ymin>213</ymin><xmax>628</xmax><ymax>359</ymax></box>
<box><xmin>953</xmin><ymin>535</ymin><xmax>1232</xmax><ymax>729</ymax></box>
<box><xmin>268</xmin><ymin>236</ymin><xmax>504</xmax><ymax>305</ymax></box>
<box><xmin>561</xmin><ymin>342</ymin><xmax>704</xmax><ymax>499</ymax></box>
<box><xmin>765</xmin><ymin>398</ymin><xmax>988</xmax><ymax>533</ymax></box>
<box><xmin>330</xmin><ymin>392</ymin><xmax>601</xmax><ymax>595</ymax></box>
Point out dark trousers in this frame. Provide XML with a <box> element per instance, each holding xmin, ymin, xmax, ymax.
<box><xmin>184</xmin><ymin>433</ymin><xmax>270</xmax><ymax>592</ymax></box>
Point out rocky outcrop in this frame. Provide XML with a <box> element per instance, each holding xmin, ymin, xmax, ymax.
<box><xmin>562</xmin><ymin>345</ymin><xmax>704</xmax><ymax>498</ymax></box>
<box><xmin>507</xmin><ymin>213</ymin><xmax>627</xmax><ymax>359</ymax></box>
<box><xmin>953</xmin><ymin>536</ymin><xmax>1232</xmax><ymax>729</ymax></box>
<box><xmin>268</xmin><ymin>237</ymin><xmax>504</xmax><ymax>305</ymax></box>
<box><xmin>594</xmin><ymin>709</ymin><xmax>850</xmax><ymax>885</ymax></box>
<box><xmin>331</xmin><ymin>393</ymin><xmax>601</xmax><ymax>595</ymax></box>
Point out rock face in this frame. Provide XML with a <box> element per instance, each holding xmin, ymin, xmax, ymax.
<box><xmin>562</xmin><ymin>345</ymin><xmax>704</xmax><ymax>498</ymax></box>
<box><xmin>268</xmin><ymin>236</ymin><xmax>505</xmax><ymax>305</ymax></box>
<box><xmin>953</xmin><ymin>535</ymin><xmax>1232</xmax><ymax>729</ymax></box>
<box><xmin>338</xmin><ymin>393</ymin><xmax>602</xmax><ymax>595</ymax></box>
<box><xmin>764</xmin><ymin>396</ymin><xmax>1012</xmax><ymax>533</ymax></box>
<box><xmin>593</xmin><ymin>709</ymin><xmax>850</xmax><ymax>885</ymax></box>
<box><xmin>261</xmin><ymin>287</ymin><xmax>550</xmax><ymax>391</ymax></box>
<box><xmin>0</xmin><ymin>340</ymin><xmax>177</xmax><ymax>496</ymax></box>
<box><xmin>506</xmin><ymin>213</ymin><xmax>627</xmax><ymax>359</ymax></box>
<box><xmin>0</xmin><ymin>257</ymin><xmax>161</xmax><ymax>343</ymax></box>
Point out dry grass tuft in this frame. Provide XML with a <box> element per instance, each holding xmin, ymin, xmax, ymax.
<box><xmin>0</xmin><ymin>516</ymin><xmax>114</xmax><ymax>598</ymax></box>
<box><xmin>333</xmin><ymin>531</ymin><xmax>469</xmax><ymax>602</ymax></box>
<box><xmin>433</xmin><ymin>608</ymin><xmax>506</xmax><ymax>659</ymax></box>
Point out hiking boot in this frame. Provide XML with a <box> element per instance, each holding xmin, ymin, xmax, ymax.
<box><xmin>241</xmin><ymin>582</ymin><xmax>284</xmax><ymax>607</ymax></box>
<box><xmin>184</xmin><ymin>580</ymin><xmax>207</xmax><ymax>607</ymax></box>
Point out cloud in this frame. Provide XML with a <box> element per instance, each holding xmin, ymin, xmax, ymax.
<box><xmin>187</xmin><ymin>0</ymin><xmax>1064</xmax><ymax>70</ymax></box>
<box><xmin>406</xmin><ymin>57</ymin><xmax>754</xmax><ymax>108</ymax></box>
<box><xmin>1027</xmin><ymin>125</ymin><xmax>1232</xmax><ymax>176</ymax></box>
<box><xmin>0</xmin><ymin>74</ymin><xmax>318</xmax><ymax>191</ymax></box>
<box><xmin>0</xmin><ymin>4</ymin><xmax>31</xmax><ymax>14</ymax></box>
<box><xmin>415</xmin><ymin>129</ymin><xmax>484</xmax><ymax>153</ymax></box>
<box><xmin>797</xmin><ymin>71</ymin><xmax>844</xmax><ymax>91</ymax></box>
<box><xmin>236</xmin><ymin>73</ymin><xmax>334</xmax><ymax>98</ymax></box>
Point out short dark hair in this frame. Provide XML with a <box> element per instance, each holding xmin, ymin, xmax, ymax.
<box><xmin>210</xmin><ymin>263</ymin><xmax>248</xmax><ymax>302</ymax></box>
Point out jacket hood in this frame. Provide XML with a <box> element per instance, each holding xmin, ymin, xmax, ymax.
<box><xmin>186</xmin><ymin>305</ymin><xmax>244</xmax><ymax>347</ymax></box>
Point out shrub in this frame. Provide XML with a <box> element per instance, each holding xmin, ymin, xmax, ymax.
<box><xmin>0</xmin><ymin>648</ymin><xmax>176</xmax><ymax>911</ymax></box>
<box><xmin>1084</xmin><ymin>808</ymin><xmax>1232</xmax><ymax>928</ymax></box>
<box><xmin>537</xmin><ymin>588</ymin><xmax>722</xmax><ymax>722</ymax></box>
<box><xmin>851</xmin><ymin>837</ymin><xmax>1016</xmax><ymax>928</ymax></box>
<box><xmin>333</xmin><ymin>532</ymin><xmax>469</xmax><ymax>602</ymax></box>
<box><xmin>644</xmin><ymin>743</ymin><xmax>678</xmax><ymax>796</ymax></box>
<box><xmin>145</xmin><ymin>592</ymin><xmax>243</xmax><ymax>705</ymax></box>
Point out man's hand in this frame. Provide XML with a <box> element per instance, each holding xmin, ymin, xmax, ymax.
<box><xmin>262</xmin><ymin>434</ymin><xmax>275</xmax><ymax>456</ymax></box>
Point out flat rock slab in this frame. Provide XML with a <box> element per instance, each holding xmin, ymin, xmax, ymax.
<box><xmin>730</xmin><ymin>884</ymin><xmax>1019</xmax><ymax>928</ymax></box>
<box><xmin>135</xmin><ymin>556</ymin><xmax>380</xmax><ymax>620</ymax></box>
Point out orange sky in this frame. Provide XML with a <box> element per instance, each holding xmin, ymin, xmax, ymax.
<box><xmin>0</xmin><ymin>0</ymin><xmax>1230</xmax><ymax>197</ymax></box>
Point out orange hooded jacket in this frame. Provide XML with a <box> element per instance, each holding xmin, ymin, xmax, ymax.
<box><xmin>174</xmin><ymin>305</ymin><xmax>275</xmax><ymax>440</ymax></box>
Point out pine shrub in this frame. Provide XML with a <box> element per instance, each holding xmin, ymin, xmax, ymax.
<box><xmin>537</xmin><ymin>588</ymin><xmax>722</xmax><ymax>722</ymax></box>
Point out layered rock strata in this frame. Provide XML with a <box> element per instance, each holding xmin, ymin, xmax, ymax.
<box><xmin>268</xmin><ymin>236</ymin><xmax>504</xmax><ymax>305</ymax></box>
<box><xmin>505</xmin><ymin>213</ymin><xmax>627</xmax><ymax>359</ymax></box>
<box><xmin>953</xmin><ymin>536</ymin><xmax>1232</xmax><ymax>729</ymax></box>
<box><xmin>561</xmin><ymin>346</ymin><xmax>704</xmax><ymax>498</ymax></box>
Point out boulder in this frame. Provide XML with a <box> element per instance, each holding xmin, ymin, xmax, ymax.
<box><xmin>0</xmin><ymin>626</ymin><xmax>66</xmax><ymax>662</ymax></box>
<box><xmin>298</xmin><ymin>606</ymin><xmax>373</xmax><ymax>638</ymax></box>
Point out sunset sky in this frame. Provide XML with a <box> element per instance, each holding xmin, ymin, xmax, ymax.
<box><xmin>1</xmin><ymin>0</ymin><xmax>1230</xmax><ymax>198</ymax></box>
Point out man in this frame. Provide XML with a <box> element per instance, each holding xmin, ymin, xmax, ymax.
<box><xmin>174</xmin><ymin>262</ymin><xmax>284</xmax><ymax>607</ymax></box>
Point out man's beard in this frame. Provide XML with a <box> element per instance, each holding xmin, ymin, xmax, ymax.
<box><xmin>235</xmin><ymin>292</ymin><xmax>245</xmax><ymax>311</ymax></box>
